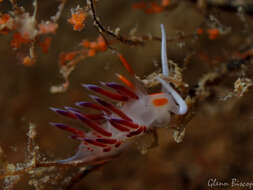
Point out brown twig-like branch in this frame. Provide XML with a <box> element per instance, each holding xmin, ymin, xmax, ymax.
<box><xmin>87</xmin><ymin>0</ymin><xmax>144</xmax><ymax>46</ymax></box>
<box><xmin>51</xmin><ymin>0</ymin><xmax>68</xmax><ymax>22</ymax></box>
<box><xmin>191</xmin><ymin>0</ymin><xmax>253</xmax><ymax>15</ymax></box>
<box><xmin>65</xmin><ymin>164</ymin><xmax>103</xmax><ymax>190</ymax></box>
<box><xmin>87</xmin><ymin>0</ymin><xmax>196</xmax><ymax>47</ymax></box>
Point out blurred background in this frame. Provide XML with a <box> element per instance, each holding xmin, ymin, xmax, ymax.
<box><xmin>0</xmin><ymin>0</ymin><xmax>253</xmax><ymax>189</ymax></box>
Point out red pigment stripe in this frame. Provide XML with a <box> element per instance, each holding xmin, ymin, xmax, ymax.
<box><xmin>84</xmin><ymin>138</ymin><xmax>107</xmax><ymax>147</ymax></box>
<box><xmin>96</xmin><ymin>138</ymin><xmax>117</xmax><ymax>144</ymax></box>
<box><xmin>50</xmin><ymin>107</ymin><xmax>77</xmax><ymax>119</ymax></box>
<box><xmin>91</xmin><ymin>131</ymin><xmax>102</xmax><ymax>138</ymax></box>
<box><xmin>73</xmin><ymin>111</ymin><xmax>112</xmax><ymax>137</ymax></box>
<box><xmin>91</xmin><ymin>95</ymin><xmax>132</xmax><ymax>121</ymax></box>
<box><xmin>85</xmin><ymin>113</ymin><xmax>105</xmax><ymax>120</ymax></box>
<box><xmin>104</xmin><ymin>82</ymin><xmax>139</xmax><ymax>99</ymax></box>
<box><xmin>64</xmin><ymin>106</ymin><xmax>81</xmax><ymax>113</ymax></box>
<box><xmin>50</xmin><ymin>122</ymin><xmax>85</xmax><ymax>137</ymax></box>
<box><xmin>70</xmin><ymin>135</ymin><xmax>82</xmax><ymax>140</ymax></box>
<box><xmin>83</xmin><ymin>84</ymin><xmax>128</xmax><ymax>101</ymax></box>
<box><xmin>127</xmin><ymin>127</ymin><xmax>145</xmax><ymax>137</ymax></box>
<box><xmin>103</xmin><ymin>147</ymin><xmax>111</xmax><ymax>152</ymax></box>
<box><xmin>110</xmin><ymin>118</ymin><xmax>139</xmax><ymax>129</ymax></box>
<box><xmin>64</xmin><ymin>107</ymin><xmax>105</xmax><ymax>120</ymax></box>
<box><xmin>75</xmin><ymin>101</ymin><xmax>111</xmax><ymax>114</ymax></box>
<box><xmin>115</xmin><ymin>141</ymin><xmax>121</xmax><ymax>148</ymax></box>
<box><xmin>109</xmin><ymin>119</ymin><xmax>130</xmax><ymax>132</ymax></box>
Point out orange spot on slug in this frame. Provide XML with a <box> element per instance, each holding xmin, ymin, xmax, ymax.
<box><xmin>152</xmin><ymin>98</ymin><xmax>168</xmax><ymax>106</ymax></box>
<box><xmin>149</xmin><ymin>92</ymin><xmax>164</xmax><ymax>96</ymax></box>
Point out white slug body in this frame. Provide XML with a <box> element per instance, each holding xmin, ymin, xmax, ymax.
<box><xmin>51</xmin><ymin>24</ymin><xmax>188</xmax><ymax>165</ymax></box>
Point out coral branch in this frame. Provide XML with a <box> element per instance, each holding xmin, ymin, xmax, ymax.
<box><xmin>87</xmin><ymin>0</ymin><xmax>144</xmax><ymax>46</ymax></box>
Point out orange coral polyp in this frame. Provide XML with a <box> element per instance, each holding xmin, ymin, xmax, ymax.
<box><xmin>81</xmin><ymin>36</ymin><xmax>107</xmax><ymax>55</ymax></box>
<box><xmin>82</xmin><ymin>40</ymin><xmax>90</xmax><ymax>48</ymax></box>
<box><xmin>145</xmin><ymin>2</ymin><xmax>164</xmax><ymax>14</ymax></box>
<box><xmin>23</xmin><ymin>56</ymin><xmax>34</xmax><ymax>66</ymax></box>
<box><xmin>207</xmin><ymin>28</ymin><xmax>219</xmax><ymax>40</ymax></box>
<box><xmin>68</xmin><ymin>11</ymin><xmax>86</xmax><ymax>31</ymax></box>
<box><xmin>196</xmin><ymin>28</ymin><xmax>204</xmax><ymax>35</ymax></box>
<box><xmin>10</xmin><ymin>32</ymin><xmax>31</xmax><ymax>49</ymax></box>
<box><xmin>0</xmin><ymin>14</ymin><xmax>10</xmax><ymax>25</ymax></box>
<box><xmin>132</xmin><ymin>2</ymin><xmax>146</xmax><ymax>9</ymax></box>
<box><xmin>88</xmin><ymin>49</ymin><xmax>96</xmax><ymax>57</ymax></box>
<box><xmin>89</xmin><ymin>42</ymin><xmax>98</xmax><ymax>49</ymax></box>
<box><xmin>96</xmin><ymin>36</ymin><xmax>107</xmax><ymax>51</ymax></box>
<box><xmin>38</xmin><ymin>22</ymin><xmax>58</xmax><ymax>34</ymax></box>
<box><xmin>161</xmin><ymin>0</ymin><xmax>170</xmax><ymax>7</ymax></box>
<box><xmin>59</xmin><ymin>51</ymin><xmax>79</xmax><ymax>65</ymax></box>
<box><xmin>132</xmin><ymin>1</ymin><xmax>166</xmax><ymax>14</ymax></box>
<box><xmin>39</xmin><ymin>37</ymin><xmax>52</xmax><ymax>54</ymax></box>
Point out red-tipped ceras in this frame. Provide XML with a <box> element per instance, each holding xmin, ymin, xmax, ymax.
<box><xmin>50</xmin><ymin>24</ymin><xmax>188</xmax><ymax>166</ymax></box>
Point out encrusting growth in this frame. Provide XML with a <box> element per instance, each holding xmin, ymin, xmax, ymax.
<box><xmin>50</xmin><ymin>24</ymin><xmax>188</xmax><ymax>165</ymax></box>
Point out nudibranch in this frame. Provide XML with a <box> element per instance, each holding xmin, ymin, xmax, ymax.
<box><xmin>50</xmin><ymin>24</ymin><xmax>187</xmax><ymax>165</ymax></box>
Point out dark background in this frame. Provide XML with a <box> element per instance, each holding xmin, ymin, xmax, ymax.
<box><xmin>0</xmin><ymin>0</ymin><xmax>252</xmax><ymax>189</ymax></box>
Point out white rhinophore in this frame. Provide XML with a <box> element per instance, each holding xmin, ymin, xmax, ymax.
<box><xmin>159</xmin><ymin>24</ymin><xmax>187</xmax><ymax>115</ymax></box>
<box><xmin>160</xmin><ymin>24</ymin><xmax>169</xmax><ymax>77</ymax></box>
